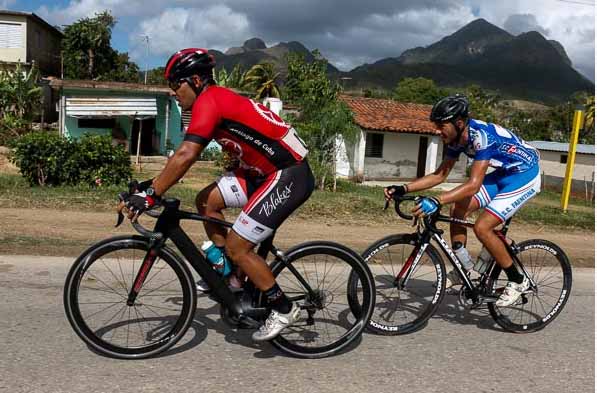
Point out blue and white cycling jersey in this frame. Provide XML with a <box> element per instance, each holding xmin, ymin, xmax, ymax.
<box><xmin>446</xmin><ymin>119</ymin><xmax>539</xmax><ymax>174</ymax></box>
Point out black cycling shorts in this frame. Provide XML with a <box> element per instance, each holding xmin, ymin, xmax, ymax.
<box><xmin>216</xmin><ymin>160</ymin><xmax>315</xmax><ymax>244</ymax></box>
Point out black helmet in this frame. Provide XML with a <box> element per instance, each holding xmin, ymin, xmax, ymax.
<box><xmin>164</xmin><ymin>48</ymin><xmax>215</xmax><ymax>82</ymax></box>
<box><xmin>430</xmin><ymin>95</ymin><xmax>469</xmax><ymax>122</ymax></box>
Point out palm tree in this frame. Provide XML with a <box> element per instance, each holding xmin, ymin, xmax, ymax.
<box><xmin>585</xmin><ymin>95</ymin><xmax>595</xmax><ymax>131</ymax></box>
<box><xmin>242</xmin><ymin>62</ymin><xmax>281</xmax><ymax>99</ymax></box>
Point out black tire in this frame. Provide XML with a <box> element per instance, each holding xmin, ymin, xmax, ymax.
<box><xmin>349</xmin><ymin>234</ymin><xmax>446</xmax><ymax>335</ymax></box>
<box><xmin>64</xmin><ymin>236</ymin><xmax>197</xmax><ymax>359</ymax></box>
<box><xmin>268</xmin><ymin>241</ymin><xmax>375</xmax><ymax>359</ymax></box>
<box><xmin>488</xmin><ymin>239</ymin><xmax>572</xmax><ymax>333</ymax></box>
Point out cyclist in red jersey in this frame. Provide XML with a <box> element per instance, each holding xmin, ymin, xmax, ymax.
<box><xmin>120</xmin><ymin>48</ymin><xmax>315</xmax><ymax>341</ymax></box>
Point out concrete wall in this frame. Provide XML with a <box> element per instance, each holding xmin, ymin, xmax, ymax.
<box><xmin>336</xmin><ymin>129</ymin><xmax>468</xmax><ymax>181</ymax></box>
<box><xmin>0</xmin><ymin>15</ymin><xmax>26</xmax><ymax>63</ymax></box>
<box><xmin>364</xmin><ymin>132</ymin><xmax>419</xmax><ymax>179</ymax></box>
<box><xmin>538</xmin><ymin>150</ymin><xmax>594</xmax><ymax>181</ymax></box>
<box><xmin>25</xmin><ymin>17</ymin><xmax>61</xmax><ymax>76</ymax></box>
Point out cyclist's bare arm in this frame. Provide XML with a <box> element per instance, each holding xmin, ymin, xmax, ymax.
<box><xmin>405</xmin><ymin>159</ymin><xmax>456</xmax><ymax>193</ymax></box>
<box><xmin>436</xmin><ymin>159</ymin><xmax>490</xmax><ymax>205</ymax></box>
<box><xmin>152</xmin><ymin>141</ymin><xmax>205</xmax><ymax>196</ymax></box>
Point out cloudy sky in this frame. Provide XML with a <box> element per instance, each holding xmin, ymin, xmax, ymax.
<box><xmin>12</xmin><ymin>0</ymin><xmax>596</xmax><ymax>81</ymax></box>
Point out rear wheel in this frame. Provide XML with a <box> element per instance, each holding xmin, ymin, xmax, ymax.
<box><xmin>64</xmin><ymin>236</ymin><xmax>196</xmax><ymax>359</ymax></box>
<box><xmin>348</xmin><ymin>234</ymin><xmax>446</xmax><ymax>335</ymax></box>
<box><xmin>269</xmin><ymin>241</ymin><xmax>375</xmax><ymax>359</ymax></box>
<box><xmin>488</xmin><ymin>239</ymin><xmax>572</xmax><ymax>333</ymax></box>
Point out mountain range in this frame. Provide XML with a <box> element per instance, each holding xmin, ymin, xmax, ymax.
<box><xmin>211</xmin><ymin>19</ymin><xmax>593</xmax><ymax>104</ymax></box>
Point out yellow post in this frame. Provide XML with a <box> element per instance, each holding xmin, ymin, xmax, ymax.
<box><xmin>560</xmin><ymin>109</ymin><xmax>584</xmax><ymax>211</ymax></box>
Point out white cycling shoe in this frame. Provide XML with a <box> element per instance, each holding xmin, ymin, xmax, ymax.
<box><xmin>252</xmin><ymin>302</ymin><xmax>301</xmax><ymax>341</ymax></box>
<box><xmin>495</xmin><ymin>277</ymin><xmax>530</xmax><ymax>307</ymax></box>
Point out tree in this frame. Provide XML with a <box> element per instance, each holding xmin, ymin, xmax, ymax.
<box><xmin>215</xmin><ymin>64</ymin><xmax>246</xmax><ymax>89</ymax></box>
<box><xmin>393</xmin><ymin>77</ymin><xmax>447</xmax><ymax>104</ymax></box>
<box><xmin>284</xmin><ymin>51</ymin><xmax>360</xmax><ymax>190</ymax></box>
<box><xmin>62</xmin><ymin>11</ymin><xmax>140</xmax><ymax>82</ymax></box>
<box><xmin>583</xmin><ymin>94</ymin><xmax>594</xmax><ymax>144</ymax></box>
<box><xmin>146</xmin><ymin>67</ymin><xmax>166</xmax><ymax>85</ymax></box>
<box><xmin>463</xmin><ymin>84</ymin><xmax>500</xmax><ymax>123</ymax></box>
<box><xmin>103</xmin><ymin>52</ymin><xmax>141</xmax><ymax>83</ymax></box>
<box><xmin>242</xmin><ymin>62</ymin><xmax>281</xmax><ymax>99</ymax></box>
<box><xmin>0</xmin><ymin>63</ymin><xmax>42</xmax><ymax>145</ymax></box>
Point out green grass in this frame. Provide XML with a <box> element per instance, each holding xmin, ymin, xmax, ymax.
<box><xmin>0</xmin><ymin>174</ymin><xmax>594</xmax><ymax>230</ymax></box>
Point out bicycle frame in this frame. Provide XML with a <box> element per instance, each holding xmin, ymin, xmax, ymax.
<box><xmin>126</xmin><ymin>198</ymin><xmax>316</xmax><ymax>326</ymax></box>
<box><xmin>396</xmin><ymin>210</ymin><xmax>537</xmax><ymax>302</ymax></box>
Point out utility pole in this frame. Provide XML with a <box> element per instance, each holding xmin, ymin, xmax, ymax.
<box><xmin>141</xmin><ymin>35</ymin><xmax>150</xmax><ymax>84</ymax></box>
<box><xmin>561</xmin><ymin>107</ymin><xmax>584</xmax><ymax>211</ymax></box>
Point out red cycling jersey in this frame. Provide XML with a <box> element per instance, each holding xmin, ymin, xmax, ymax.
<box><xmin>185</xmin><ymin>86</ymin><xmax>308</xmax><ymax>176</ymax></box>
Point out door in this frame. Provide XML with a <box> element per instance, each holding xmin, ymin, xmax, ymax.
<box><xmin>130</xmin><ymin>118</ymin><xmax>156</xmax><ymax>155</ymax></box>
<box><xmin>416</xmin><ymin>137</ymin><xmax>428</xmax><ymax>178</ymax></box>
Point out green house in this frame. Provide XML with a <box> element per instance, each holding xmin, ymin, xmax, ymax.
<box><xmin>49</xmin><ymin>79</ymin><xmax>183</xmax><ymax>156</ymax></box>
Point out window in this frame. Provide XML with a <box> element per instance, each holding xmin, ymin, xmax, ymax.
<box><xmin>560</xmin><ymin>155</ymin><xmax>568</xmax><ymax>164</ymax></box>
<box><xmin>78</xmin><ymin>118</ymin><xmax>116</xmax><ymax>128</ymax></box>
<box><xmin>0</xmin><ymin>22</ymin><xmax>23</xmax><ymax>48</ymax></box>
<box><xmin>365</xmin><ymin>133</ymin><xmax>384</xmax><ymax>158</ymax></box>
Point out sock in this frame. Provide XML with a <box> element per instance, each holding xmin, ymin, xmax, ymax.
<box><xmin>504</xmin><ymin>264</ymin><xmax>524</xmax><ymax>284</ymax></box>
<box><xmin>264</xmin><ymin>283</ymin><xmax>292</xmax><ymax>314</ymax></box>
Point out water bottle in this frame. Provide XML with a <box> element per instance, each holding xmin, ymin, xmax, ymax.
<box><xmin>201</xmin><ymin>241</ymin><xmax>232</xmax><ymax>277</ymax></box>
<box><xmin>453</xmin><ymin>241</ymin><xmax>474</xmax><ymax>271</ymax></box>
<box><xmin>474</xmin><ymin>246</ymin><xmax>493</xmax><ymax>274</ymax></box>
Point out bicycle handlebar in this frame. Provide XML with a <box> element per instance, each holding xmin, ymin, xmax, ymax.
<box><xmin>115</xmin><ymin>206</ymin><xmax>164</xmax><ymax>240</ymax></box>
<box><xmin>384</xmin><ymin>194</ymin><xmax>417</xmax><ymax>220</ymax></box>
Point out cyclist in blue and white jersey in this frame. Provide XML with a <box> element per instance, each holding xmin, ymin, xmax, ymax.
<box><xmin>384</xmin><ymin>95</ymin><xmax>541</xmax><ymax>307</ymax></box>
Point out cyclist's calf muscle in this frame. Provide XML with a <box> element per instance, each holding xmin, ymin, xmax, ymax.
<box><xmin>225</xmin><ymin>230</ymin><xmax>276</xmax><ymax>290</ymax></box>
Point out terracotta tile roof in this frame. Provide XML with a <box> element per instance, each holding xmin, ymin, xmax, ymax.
<box><xmin>339</xmin><ymin>95</ymin><xmax>440</xmax><ymax>135</ymax></box>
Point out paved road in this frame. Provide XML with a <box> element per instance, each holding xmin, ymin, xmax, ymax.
<box><xmin>0</xmin><ymin>255</ymin><xmax>594</xmax><ymax>393</ymax></box>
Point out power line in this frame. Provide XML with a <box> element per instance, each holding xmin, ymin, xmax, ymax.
<box><xmin>554</xmin><ymin>0</ymin><xmax>595</xmax><ymax>6</ymax></box>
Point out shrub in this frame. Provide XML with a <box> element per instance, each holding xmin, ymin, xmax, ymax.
<box><xmin>76</xmin><ymin>134</ymin><xmax>132</xmax><ymax>186</ymax></box>
<box><xmin>9</xmin><ymin>131</ymin><xmax>131</xmax><ymax>187</ymax></box>
<box><xmin>199</xmin><ymin>145</ymin><xmax>222</xmax><ymax>161</ymax></box>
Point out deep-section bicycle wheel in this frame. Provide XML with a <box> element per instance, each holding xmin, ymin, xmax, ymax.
<box><xmin>268</xmin><ymin>241</ymin><xmax>375</xmax><ymax>358</ymax></box>
<box><xmin>348</xmin><ymin>234</ymin><xmax>446</xmax><ymax>335</ymax></box>
<box><xmin>64</xmin><ymin>236</ymin><xmax>196</xmax><ymax>359</ymax></box>
<box><xmin>488</xmin><ymin>239</ymin><xmax>572</xmax><ymax>333</ymax></box>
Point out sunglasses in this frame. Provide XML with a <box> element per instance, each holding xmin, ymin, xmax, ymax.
<box><xmin>168</xmin><ymin>78</ymin><xmax>190</xmax><ymax>92</ymax></box>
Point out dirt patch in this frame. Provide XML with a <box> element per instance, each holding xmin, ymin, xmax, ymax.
<box><xmin>0</xmin><ymin>207</ymin><xmax>593</xmax><ymax>266</ymax></box>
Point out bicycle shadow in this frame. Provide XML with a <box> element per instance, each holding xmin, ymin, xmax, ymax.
<box><xmin>431</xmin><ymin>290</ymin><xmax>501</xmax><ymax>332</ymax></box>
<box><xmin>372</xmin><ymin>274</ymin><xmax>502</xmax><ymax>333</ymax></box>
<box><xmin>164</xmin><ymin>296</ymin><xmax>361</xmax><ymax>359</ymax></box>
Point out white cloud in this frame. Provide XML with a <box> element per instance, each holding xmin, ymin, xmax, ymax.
<box><xmin>33</xmin><ymin>0</ymin><xmax>594</xmax><ymax>81</ymax></box>
<box><xmin>129</xmin><ymin>5</ymin><xmax>250</xmax><ymax>64</ymax></box>
<box><xmin>36</xmin><ymin>0</ymin><xmax>124</xmax><ymax>25</ymax></box>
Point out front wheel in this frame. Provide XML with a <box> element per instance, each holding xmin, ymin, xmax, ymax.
<box><xmin>268</xmin><ymin>241</ymin><xmax>375</xmax><ymax>359</ymax></box>
<box><xmin>64</xmin><ymin>236</ymin><xmax>197</xmax><ymax>359</ymax></box>
<box><xmin>488</xmin><ymin>239</ymin><xmax>572</xmax><ymax>333</ymax></box>
<box><xmin>348</xmin><ymin>234</ymin><xmax>446</xmax><ymax>335</ymax></box>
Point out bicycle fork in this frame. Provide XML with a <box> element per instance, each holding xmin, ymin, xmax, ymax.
<box><xmin>127</xmin><ymin>242</ymin><xmax>162</xmax><ymax>306</ymax></box>
<box><xmin>394</xmin><ymin>242</ymin><xmax>429</xmax><ymax>288</ymax></box>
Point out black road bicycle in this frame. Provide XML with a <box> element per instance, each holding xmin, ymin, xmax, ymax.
<box><xmin>64</xmin><ymin>197</ymin><xmax>375</xmax><ymax>359</ymax></box>
<box><xmin>348</xmin><ymin>194</ymin><xmax>572</xmax><ymax>335</ymax></box>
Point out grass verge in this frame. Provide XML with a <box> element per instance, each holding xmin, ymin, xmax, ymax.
<box><xmin>0</xmin><ymin>173</ymin><xmax>593</xmax><ymax>230</ymax></box>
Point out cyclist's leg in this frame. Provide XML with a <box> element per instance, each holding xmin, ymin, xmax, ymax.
<box><xmin>226</xmin><ymin>160</ymin><xmax>315</xmax><ymax>292</ymax></box>
<box><xmin>474</xmin><ymin>166</ymin><xmax>541</xmax><ymax>306</ymax></box>
<box><xmin>449</xmin><ymin>196</ymin><xmax>480</xmax><ymax>247</ymax></box>
<box><xmin>226</xmin><ymin>160</ymin><xmax>315</xmax><ymax>340</ymax></box>
<box><xmin>475</xmin><ymin>165</ymin><xmax>541</xmax><ymax>270</ymax></box>
<box><xmin>196</xmin><ymin>168</ymin><xmax>253</xmax><ymax>247</ymax></box>
<box><xmin>196</xmin><ymin>183</ymin><xmax>228</xmax><ymax>247</ymax></box>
